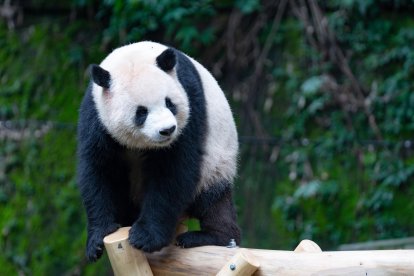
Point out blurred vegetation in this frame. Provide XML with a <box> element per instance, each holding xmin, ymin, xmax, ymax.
<box><xmin>1</xmin><ymin>0</ymin><xmax>414</xmax><ymax>274</ymax></box>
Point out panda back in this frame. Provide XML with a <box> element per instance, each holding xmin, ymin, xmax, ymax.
<box><xmin>187</xmin><ymin>57</ymin><xmax>239</xmax><ymax>192</ymax></box>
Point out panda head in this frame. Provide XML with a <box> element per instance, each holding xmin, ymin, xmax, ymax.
<box><xmin>90</xmin><ymin>43</ymin><xmax>190</xmax><ymax>149</ymax></box>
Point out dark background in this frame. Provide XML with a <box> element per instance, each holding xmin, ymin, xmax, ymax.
<box><xmin>1</xmin><ymin>0</ymin><xmax>414</xmax><ymax>274</ymax></box>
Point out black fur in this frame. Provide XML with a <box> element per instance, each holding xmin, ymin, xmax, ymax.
<box><xmin>90</xmin><ymin>64</ymin><xmax>110</xmax><ymax>88</ymax></box>
<box><xmin>156</xmin><ymin>48</ymin><xmax>176</xmax><ymax>71</ymax></box>
<box><xmin>135</xmin><ymin>106</ymin><xmax>148</xmax><ymax>126</ymax></box>
<box><xmin>177</xmin><ymin>187</ymin><xmax>241</xmax><ymax>248</ymax></box>
<box><xmin>77</xmin><ymin>48</ymin><xmax>240</xmax><ymax>262</ymax></box>
<box><xmin>165</xmin><ymin>97</ymin><xmax>177</xmax><ymax>115</ymax></box>
<box><xmin>77</xmin><ymin>84</ymin><xmax>134</xmax><ymax>261</ymax></box>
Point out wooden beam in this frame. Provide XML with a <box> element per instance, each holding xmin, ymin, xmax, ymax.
<box><xmin>104</xmin><ymin>227</ymin><xmax>414</xmax><ymax>275</ymax></box>
<box><xmin>216</xmin><ymin>249</ymin><xmax>260</xmax><ymax>276</ymax></box>
<box><xmin>146</xmin><ymin>245</ymin><xmax>414</xmax><ymax>275</ymax></box>
<box><xmin>339</xmin><ymin>237</ymin><xmax>414</xmax><ymax>250</ymax></box>
<box><xmin>104</xmin><ymin>227</ymin><xmax>153</xmax><ymax>276</ymax></box>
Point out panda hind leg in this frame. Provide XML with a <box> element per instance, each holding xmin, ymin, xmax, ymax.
<box><xmin>176</xmin><ymin>186</ymin><xmax>241</xmax><ymax>248</ymax></box>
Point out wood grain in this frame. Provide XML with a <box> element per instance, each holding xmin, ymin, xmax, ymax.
<box><xmin>104</xmin><ymin>227</ymin><xmax>414</xmax><ymax>276</ymax></box>
<box><xmin>104</xmin><ymin>227</ymin><xmax>153</xmax><ymax>276</ymax></box>
<box><xmin>216</xmin><ymin>249</ymin><xmax>260</xmax><ymax>276</ymax></box>
<box><xmin>146</xmin><ymin>246</ymin><xmax>414</xmax><ymax>275</ymax></box>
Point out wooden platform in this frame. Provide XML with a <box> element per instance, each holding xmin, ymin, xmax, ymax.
<box><xmin>104</xmin><ymin>227</ymin><xmax>414</xmax><ymax>275</ymax></box>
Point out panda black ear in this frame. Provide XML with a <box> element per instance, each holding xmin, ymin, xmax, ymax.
<box><xmin>156</xmin><ymin>48</ymin><xmax>176</xmax><ymax>72</ymax></box>
<box><xmin>90</xmin><ymin>64</ymin><xmax>111</xmax><ymax>89</ymax></box>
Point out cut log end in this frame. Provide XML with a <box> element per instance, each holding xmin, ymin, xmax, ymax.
<box><xmin>103</xmin><ymin>227</ymin><xmax>153</xmax><ymax>276</ymax></box>
<box><xmin>294</xmin><ymin>239</ymin><xmax>322</xmax><ymax>253</ymax></box>
<box><xmin>216</xmin><ymin>249</ymin><xmax>260</xmax><ymax>276</ymax></box>
<box><xmin>103</xmin><ymin>226</ymin><xmax>131</xmax><ymax>244</ymax></box>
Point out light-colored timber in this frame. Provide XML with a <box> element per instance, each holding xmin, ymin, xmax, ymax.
<box><xmin>146</xmin><ymin>246</ymin><xmax>414</xmax><ymax>275</ymax></box>
<box><xmin>294</xmin><ymin>239</ymin><xmax>322</xmax><ymax>253</ymax></box>
<box><xmin>339</xmin><ymin>237</ymin><xmax>414</xmax><ymax>250</ymax></box>
<box><xmin>103</xmin><ymin>227</ymin><xmax>153</xmax><ymax>276</ymax></box>
<box><xmin>104</xmin><ymin>227</ymin><xmax>414</xmax><ymax>276</ymax></box>
<box><xmin>216</xmin><ymin>248</ymin><xmax>260</xmax><ymax>276</ymax></box>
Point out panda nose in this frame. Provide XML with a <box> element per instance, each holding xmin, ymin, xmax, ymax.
<box><xmin>159</xmin><ymin>125</ymin><xmax>176</xmax><ymax>136</ymax></box>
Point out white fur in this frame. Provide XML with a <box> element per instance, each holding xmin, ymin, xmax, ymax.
<box><xmin>92</xmin><ymin>41</ymin><xmax>238</xmax><ymax>192</ymax></box>
<box><xmin>92</xmin><ymin>42</ymin><xmax>189</xmax><ymax>149</ymax></box>
<box><xmin>142</xmin><ymin>106</ymin><xmax>177</xmax><ymax>143</ymax></box>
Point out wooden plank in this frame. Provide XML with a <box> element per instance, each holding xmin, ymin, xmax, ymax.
<box><xmin>104</xmin><ymin>227</ymin><xmax>414</xmax><ymax>276</ymax></box>
<box><xmin>339</xmin><ymin>237</ymin><xmax>414</xmax><ymax>251</ymax></box>
<box><xmin>146</xmin><ymin>246</ymin><xmax>414</xmax><ymax>275</ymax></box>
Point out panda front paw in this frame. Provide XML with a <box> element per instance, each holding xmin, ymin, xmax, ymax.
<box><xmin>86</xmin><ymin>223</ymin><xmax>120</xmax><ymax>262</ymax></box>
<box><xmin>128</xmin><ymin>220</ymin><xmax>171</xmax><ymax>252</ymax></box>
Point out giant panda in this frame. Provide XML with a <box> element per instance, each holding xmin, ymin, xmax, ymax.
<box><xmin>77</xmin><ymin>41</ymin><xmax>240</xmax><ymax>262</ymax></box>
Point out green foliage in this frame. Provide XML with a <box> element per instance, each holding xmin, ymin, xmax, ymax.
<box><xmin>264</xmin><ymin>1</ymin><xmax>414</xmax><ymax>249</ymax></box>
<box><xmin>90</xmin><ymin>0</ymin><xmax>218</xmax><ymax>54</ymax></box>
<box><xmin>0</xmin><ymin>18</ymin><xmax>109</xmax><ymax>274</ymax></box>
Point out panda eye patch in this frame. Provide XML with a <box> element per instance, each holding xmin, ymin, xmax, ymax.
<box><xmin>135</xmin><ymin>106</ymin><xmax>148</xmax><ymax>126</ymax></box>
<box><xmin>165</xmin><ymin>97</ymin><xmax>177</xmax><ymax>115</ymax></box>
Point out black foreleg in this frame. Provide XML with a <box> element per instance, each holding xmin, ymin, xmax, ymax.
<box><xmin>128</xmin><ymin>147</ymin><xmax>200</xmax><ymax>252</ymax></box>
<box><xmin>77</xmin><ymin>89</ymin><xmax>131</xmax><ymax>262</ymax></box>
<box><xmin>78</xmin><ymin>163</ymin><xmax>123</xmax><ymax>261</ymax></box>
<box><xmin>128</xmin><ymin>177</ymin><xmax>197</xmax><ymax>252</ymax></box>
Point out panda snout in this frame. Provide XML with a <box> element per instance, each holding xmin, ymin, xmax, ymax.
<box><xmin>159</xmin><ymin>125</ymin><xmax>176</xmax><ymax>137</ymax></box>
